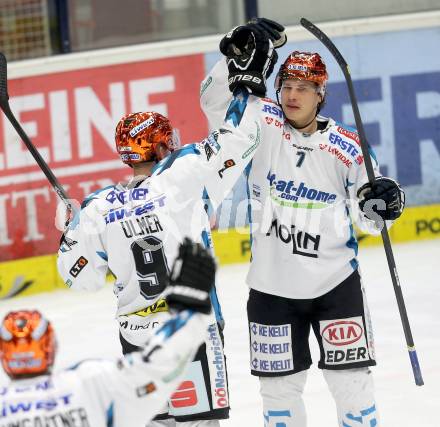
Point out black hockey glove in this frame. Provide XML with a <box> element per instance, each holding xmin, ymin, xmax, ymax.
<box><xmin>165</xmin><ymin>238</ymin><xmax>216</xmax><ymax>314</ymax></box>
<box><xmin>357</xmin><ymin>177</ymin><xmax>405</xmax><ymax>221</ymax></box>
<box><xmin>247</xmin><ymin>18</ymin><xmax>287</xmax><ymax>48</ymax></box>
<box><xmin>219</xmin><ymin>24</ymin><xmax>277</xmax><ymax>97</ymax></box>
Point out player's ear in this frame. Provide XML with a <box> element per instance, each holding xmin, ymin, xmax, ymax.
<box><xmin>316</xmin><ymin>93</ymin><xmax>323</xmax><ymax>109</ymax></box>
<box><xmin>156</xmin><ymin>143</ymin><xmax>170</xmax><ymax>161</ymax></box>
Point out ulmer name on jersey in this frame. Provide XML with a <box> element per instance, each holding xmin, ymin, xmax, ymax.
<box><xmin>0</xmin><ymin>407</ymin><xmax>90</xmax><ymax>427</ymax></box>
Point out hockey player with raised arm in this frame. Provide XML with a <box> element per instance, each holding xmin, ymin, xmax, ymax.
<box><xmin>57</xmin><ymin>30</ymin><xmax>278</xmax><ymax>427</ymax></box>
<box><xmin>200</xmin><ymin>18</ymin><xmax>405</xmax><ymax>427</ymax></box>
<box><xmin>0</xmin><ymin>239</ymin><xmax>221</xmax><ymax>427</ymax></box>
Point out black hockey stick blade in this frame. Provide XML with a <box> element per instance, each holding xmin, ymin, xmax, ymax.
<box><xmin>0</xmin><ymin>52</ymin><xmax>76</xmax><ymax>213</ymax></box>
<box><xmin>300</xmin><ymin>18</ymin><xmax>374</xmax><ymax>183</ymax></box>
<box><xmin>300</xmin><ymin>19</ymin><xmax>424</xmax><ymax>387</ymax></box>
<box><xmin>300</xmin><ymin>18</ymin><xmax>348</xmax><ymax>69</ymax></box>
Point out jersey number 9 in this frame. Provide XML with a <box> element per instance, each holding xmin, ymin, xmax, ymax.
<box><xmin>130</xmin><ymin>236</ymin><xmax>169</xmax><ymax>300</ymax></box>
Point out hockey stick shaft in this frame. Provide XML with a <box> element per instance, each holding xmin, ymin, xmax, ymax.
<box><xmin>300</xmin><ymin>18</ymin><xmax>423</xmax><ymax>386</ymax></box>
<box><xmin>0</xmin><ymin>52</ymin><xmax>74</xmax><ymax>211</ymax></box>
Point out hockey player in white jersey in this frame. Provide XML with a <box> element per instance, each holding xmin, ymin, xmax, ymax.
<box><xmin>0</xmin><ymin>239</ymin><xmax>222</xmax><ymax>427</ymax></box>
<box><xmin>57</xmin><ymin>32</ymin><xmax>277</xmax><ymax>427</ymax></box>
<box><xmin>200</xmin><ymin>19</ymin><xmax>406</xmax><ymax>427</ymax></box>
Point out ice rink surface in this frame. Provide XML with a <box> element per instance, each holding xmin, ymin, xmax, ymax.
<box><xmin>1</xmin><ymin>239</ymin><xmax>439</xmax><ymax>426</ymax></box>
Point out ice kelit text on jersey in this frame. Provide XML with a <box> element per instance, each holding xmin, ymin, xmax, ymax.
<box><xmin>250</xmin><ymin>322</ymin><xmax>293</xmax><ymax>373</ymax></box>
<box><xmin>266</xmin><ymin>219</ymin><xmax>321</xmax><ymax>258</ymax></box>
<box><xmin>267</xmin><ymin>172</ymin><xmax>337</xmax><ymax>208</ymax></box>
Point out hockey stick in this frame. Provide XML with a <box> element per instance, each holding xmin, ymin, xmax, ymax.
<box><xmin>300</xmin><ymin>18</ymin><xmax>424</xmax><ymax>386</ymax></box>
<box><xmin>0</xmin><ymin>52</ymin><xmax>75</xmax><ymax>213</ymax></box>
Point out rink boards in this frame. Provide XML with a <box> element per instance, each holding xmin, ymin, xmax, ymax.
<box><xmin>1</xmin><ymin>11</ymin><xmax>440</xmax><ymax>298</ymax></box>
<box><xmin>0</xmin><ymin>202</ymin><xmax>438</xmax><ymax>299</ymax></box>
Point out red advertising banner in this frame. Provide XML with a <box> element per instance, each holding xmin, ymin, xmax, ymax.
<box><xmin>0</xmin><ymin>54</ymin><xmax>208</xmax><ymax>261</ymax></box>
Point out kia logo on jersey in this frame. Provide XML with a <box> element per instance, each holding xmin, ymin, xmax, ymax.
<box><xmin>321</xmin><ymin>320</ymin><xmax>363</xmax><ymax>346</ymax></box>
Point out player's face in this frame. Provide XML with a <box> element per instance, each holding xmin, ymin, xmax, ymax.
<box><xmin>280</xmin><ymin>79</ymin><xmax>322</xmax><ymax>128</ymax></box>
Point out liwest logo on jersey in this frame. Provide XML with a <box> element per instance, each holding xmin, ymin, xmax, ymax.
<box><xmin>267</xmin><ymin>172</ymin><xmax>337</xmax><ymax>208</ymax></box>
<box><xmin>320</xmin><ymin>317</ymin><xmax>370</xmax><ymax>365</ymax></box>
<box><xmin>267</xmin><ymin>219</ymin><xmax>321</xmax><ymax>258</ymax></box>
<box><xmin>106</xmin><ymin>187</ymin><xmax>149</xmax><ymax>204</ymax></box>
<box><xmin>0</xmin><ymin>394</ymin><xmax>73</xmax><ymax>417</ymax></box>
<box><xmin>104</xmin><ymin>195</ymin><xmax>166</xmax><ymax>224</ymax></box>
<box><xmin>249</xmin><ymin>322</ymin><xmax>293</xmax><ymax>373</ymax></box>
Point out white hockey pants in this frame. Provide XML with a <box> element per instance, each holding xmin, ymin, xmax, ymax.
<box><xmin>260</xmin><ymin>368</ymin><xmax>378</xmax><ymax>426</ymax></box>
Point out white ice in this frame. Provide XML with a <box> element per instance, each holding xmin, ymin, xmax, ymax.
<box><xmin>1</xmin><ymin>239</ymin><xmax>439</xmax><ymax>426</ymax></box>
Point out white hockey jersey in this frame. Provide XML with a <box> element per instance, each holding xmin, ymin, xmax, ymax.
<box><xmin>201</xmin><ymin>59</ymin><xmax>385</xmax><ymax>299</ymax></box>
<box><xmin>0</xmin><ymin>310</ymin><xmax>207</xmax><ymax>427</ymax></box>
<box><xmin>57</xmin><ymin>90</ymin><xmax>261</xmax><ymax>330</ymax></box>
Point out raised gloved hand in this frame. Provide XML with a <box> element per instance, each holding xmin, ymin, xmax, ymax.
<box><xmin>357</xmin><ymin>177</ymin><xmax>405</xmax><ymax>221</ymax></box>
<box><xmin>219</xmin><ymin>20</ymin><xmax>281</xmax><ymax>97</ymax></box>
<box><xmin>165</xmin><ymin>238</ymin><xmax>216</xmax><ymax>314</ymax></box>
<box><xmin>247</xmin><ymin>18</ymin><xmax>287</xmax><ymax>48</ymax></box>
<box><xmin>220</xmin><ymin>18</ymin><xmax>286</xmax><ymax>54</ymax></box>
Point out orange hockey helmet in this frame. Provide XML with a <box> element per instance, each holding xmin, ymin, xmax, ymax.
<box><xmin>115</xmin><ymin>112</ymin><xmax>180</xmax><ymax>165</ymax></box>
<box><xmin>275</xmin><ymin>51</ymin><xmax>328</xmax><ymax>96</ymax></box>
<box><xmin>0</xmin><ymin>310</ymin><xmax>57</xmax><ymax>378</ymax></box>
